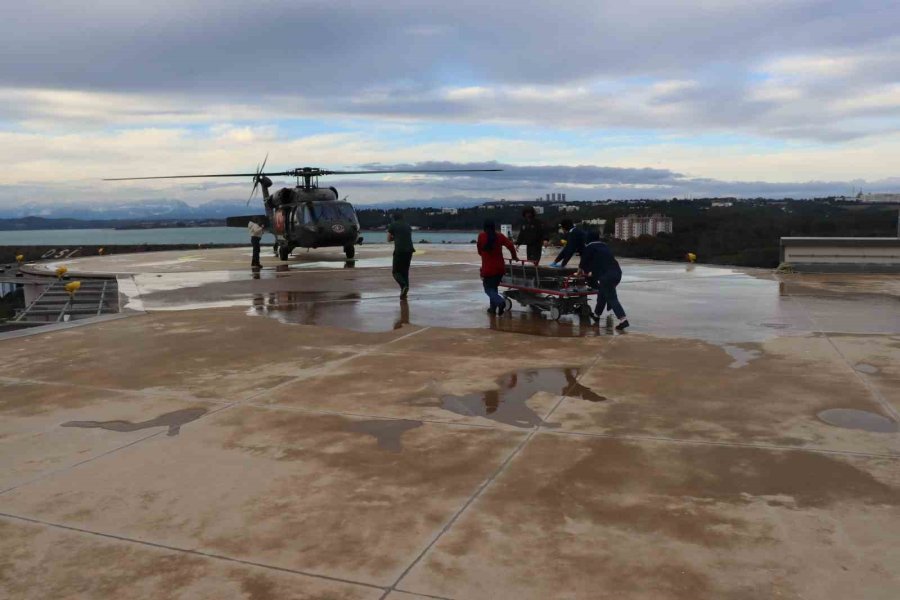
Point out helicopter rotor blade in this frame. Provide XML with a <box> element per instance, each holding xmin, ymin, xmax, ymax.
<box><xmin>104</xmin><ymin>166</ymin><xmax>502</xmax><ymax>182</ymax></box>
<box><xmin>248</xmin><ymin>163</ymin><xmax>261</xmax><ymax>205</ymax></box>
<box><xmin>321</xmin><ymin>169</ymin><xmax>503</xmax><ymax>175</ymax></box>
<box><xmin>247</xmin><ymin>152</ymin><xmax>271</xmax><ymax>205</ymax></box>
<box><xmin>103</xmin><ymin>173</ymin><xmax>265</xmax><ymax>181</ymax></box>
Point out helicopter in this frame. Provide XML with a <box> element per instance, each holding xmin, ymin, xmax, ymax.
<box><xmin>106</xmin><ymin>162</ymin><xmax>502</xmax><ymax>260</ymax></box>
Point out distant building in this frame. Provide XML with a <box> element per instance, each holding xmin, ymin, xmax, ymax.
<box><xmin>711</xmin><ymin>201</ymin><xmax>733</xmax><ymax>208</ymax></box>
<box><xmin>557</xmin><ymin>205</ymin><xmax>579</xmax><ymax>213</ymax></box>
<box><xmin>858</xmin><ymin>193</ymin><xmax>900</xmax><ymax>204</ymax></box>
<box><xmin>500</xmin><ymin>224</ymin><xmax>512</xmax><ymax>237</ymax></box>
<box><xmin>441</xmin><ymin>208</ymin><xmax>458</xmax><ymax>215</ymax></box>
<box><xmin>583</xmin><ymin>218</ymin><xmax>606</xmax><ymax>228</ymax></box>
<box><xmin>614</xmin><ymin>214</ymin><xmax>673</xmax><ymax>240</ymax></box>
<box><xmin>533</xmin><ymin>206</ymin><xmax>544</xmax><ymax>215</ymax></box>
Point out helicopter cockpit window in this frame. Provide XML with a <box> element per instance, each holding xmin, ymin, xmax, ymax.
<box><xmin>312</xmin><ymin>202</ymin><xmax>357</xmax><ymax>223</ymax></box>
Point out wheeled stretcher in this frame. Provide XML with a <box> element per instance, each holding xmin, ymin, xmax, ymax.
<box><xmin>500</xmin><ymin>260</ymin><xmax>597</xmax><ymax>320</ymax></box>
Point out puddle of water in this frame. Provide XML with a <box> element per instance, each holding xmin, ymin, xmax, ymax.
<box><xmin>62</xmin><ymin>407</ymin><xmax>208</xmax><ymax>436</ymax></box>
<box><xmin>440</xmin><ymin>367</ymin><xmax>605</xmax><ymax>428</ymax></box>
<box><xmin>722</xmin><ymin>345</ymin><xmax>762</xmax><ymax>369</ymax></box>
<box><xmin>817</xmin><ymin>408</ymin><xmax>898</xmax><ymax>433</ymax></box>
<box><xmin>854</xmin><ymin>363</ymin><xmax>879</xmax><ymax>374</ymax></box>
<box><xmin>345</xmin><ymin>419</ymin><xmax>423</xmax><ymax>452</ymax></box>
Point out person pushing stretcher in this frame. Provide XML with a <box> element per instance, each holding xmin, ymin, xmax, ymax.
<box><xmin>578</xmin><ymin>231</ymin><xmax>630</xmax><ymax>331</ymax></box>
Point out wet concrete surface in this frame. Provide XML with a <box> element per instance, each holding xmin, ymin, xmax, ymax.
<box><xmin>108</xmin><ymin>247</ymin><xmax>898</xmax><ymax>345</ymax></box>
<box><xmin>4</xmin><ymin>246</ymin><xmax>900</xmax><ymax>599</ymax></box>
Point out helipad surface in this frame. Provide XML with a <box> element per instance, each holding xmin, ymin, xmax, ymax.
<box><xmin>2</xmin><ymin>244</ymin><xmax>899</xmax><ymax>599</ymax></box>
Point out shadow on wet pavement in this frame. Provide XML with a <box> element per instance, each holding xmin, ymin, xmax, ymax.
<box><xmin>62</xmin><ymin>407</ymin><xmax>208</xmax><ymax>436</ymax></box>
<box><xmin>345</xmin><ymin>419</ymin><xmax>424</xmax><ymax>452</ymax></box>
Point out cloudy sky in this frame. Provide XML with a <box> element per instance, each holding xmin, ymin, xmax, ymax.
<box><xmin>2</xmin><ymin>0</ymin><xmax>899</xmax><ymax>207</ymax></box>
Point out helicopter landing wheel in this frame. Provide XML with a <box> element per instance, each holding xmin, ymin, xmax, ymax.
<box><xmin>344</xmin><ymin>244</ymin><xmax>355</xmax><ymax>259</ymax></box>
<box><xmin>278</xmin><ymin>245</ymin><xmax>291</xmax><ymax>261</ymax></box>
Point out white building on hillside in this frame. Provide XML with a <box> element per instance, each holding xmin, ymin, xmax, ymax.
<box><xmin>615</xmin><ymin>214</ymin><xmax>673</xmax><ymax>240</ymax></box>
<box><xmin>859</xmin><ymin>193</ymin><xmax>900</xmax><ymax>204</ymax></box>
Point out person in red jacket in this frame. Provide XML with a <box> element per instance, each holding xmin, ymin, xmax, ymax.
<box><xmin>478</xmin><ymin>220</ymin><xmax>519</xmax><ymax>315</ymax></box>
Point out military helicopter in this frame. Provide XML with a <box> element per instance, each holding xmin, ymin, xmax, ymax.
<box><xmin>106</xmin><ymin>161</ymin><xmax>501</xmax><ymax>260</ymax></box>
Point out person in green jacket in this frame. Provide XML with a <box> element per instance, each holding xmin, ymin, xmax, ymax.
<box><xmin>387</xmin><ymin>214</ymin><xmax>415</xmax><ymax>298</ymax></box>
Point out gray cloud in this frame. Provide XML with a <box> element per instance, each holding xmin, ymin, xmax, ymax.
<box><xmin>3</xmin><ymin>161</ymin><xmax>889</xmax><ymax>209</ymax></box>
<box><xmin>2</xmin><ymin>1</ymin><xmax>900</xmax><ymax>141</ymax></box>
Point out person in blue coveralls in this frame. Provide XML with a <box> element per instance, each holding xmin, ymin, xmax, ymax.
<box><xmin>548</xmin><ymin>219</ymin><xmax>586</xmax><ymax>268</ymax></box>
<box><xmin>579</xmin><ymin>230</ymin><xmax>629</xmax><ymax>331</ymax></box>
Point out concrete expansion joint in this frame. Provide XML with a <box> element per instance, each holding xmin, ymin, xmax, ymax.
<box><xmin>0</xmin><ymin>430</ymin><xmax>164</xmax><ymax>497</ymax></box>
<box><xmin>540</xmin><ymin>429</ymin><xmax>900</xmax><ymax>461</ymax></box>
<box><xmin>789</xmin><ymin>294</ymin><xmax>900</xmax><ymax>424</ymax></box>
<box><xmin>0</xmin><ymin>511</ymin><xmax>391</xmax><ymax>594</ymax></box>
<box><xmin>380</xmin><ymin>342</ymin><xmax>612</xmax><ymax>599</ymax></box>
<box><xmin>0</xmin><ymin>375</ymin><xmax>234</xmax><ymax>405</ymax></box>
<box><xmin>235</xmin><ymin>326</ymin><xmax>433</xmax><ymax>406</ymax></box>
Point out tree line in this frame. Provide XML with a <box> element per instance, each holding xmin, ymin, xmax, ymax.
<box><xmin>358</xmin><ymin>200</ymin><xmax>898</xmax><ymax>268</ymax></box>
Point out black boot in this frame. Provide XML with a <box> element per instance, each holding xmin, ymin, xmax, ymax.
<box><xmin>615</xmin><ymin>319</ymin><xmax>630</xmax><ymax>331</ymax></box>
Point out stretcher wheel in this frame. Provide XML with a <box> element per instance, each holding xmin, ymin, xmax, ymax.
<box><xmin>549</xmin><ymin>306</ymin><xmax>561</xmax><ymax>321</ymax></box>
<box><xmin>530</xmin><ymin>305</ymin><xmax>543</xmax><ymax>314</ymax></box>
<box><xmin>579</xmin><ymin>303</ymin><xmax>593</xmax><ymax>318</ymax></box>
<box><xmin>504</xmin><ymin>296</ymin><xmax>513</xmax><ymax>313</ymax></box>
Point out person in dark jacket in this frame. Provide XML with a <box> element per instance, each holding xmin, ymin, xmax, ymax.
<box><xmin>579</xmin><ymin>231</ymin><xmax>629</xmax><ymax>330</ymax></box>
<box><xmin>516</xmin><ymin>207</ymin><xmax>545</xmax><ymax>264</ymax></box>
<box><xmin>549</xmin><ymin>218</ymin><xmax>586</xmax><ymax>267</ymax></box>
<box><xmin>478</xmin><ymin>219</ymin><xmax>519</xmax><ymax>315</ymax></box>
<box><xmin>387</xmin><ymin>213</ymin><xmax>415</xmax><ymax>298</ymax></box>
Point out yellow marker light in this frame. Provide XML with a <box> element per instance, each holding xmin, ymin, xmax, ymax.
<box><xmin>687</xmin><ymin>252</ymin><xmax>697</xmax><ymax>263</ymax></box>
<box><xmin>55</xmin><ymin>266</ymin><xmax>68</xmax><ymax>279</ymax></box>
<box><xmin>98</xmin><ymin>248</ymin><xmax>105</xmax><ymax>255</ymax></box>
<box><xmin>15</xmin><ymin>254</ymin><xmax>25</xmax><ymax>263</ymax></box>
<box><xmin>560</xmin><ymin>239</ymin><xmax>568</xmax><ymax>246</ymax></box>
<box><xmin>65</xmin><ymin>281</ymin><xmax>81</xmax><ymax>296</ymax></box>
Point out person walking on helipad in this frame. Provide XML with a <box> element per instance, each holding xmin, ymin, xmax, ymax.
<box><xmin>387</xmin><ymin>213</ymin><xmax>414</xmax><ymax>298</ymax></box>
<box><xmin>516</xmin><ymin>206</ymin><xmax>545</xmax><ymax>264</ymax></box>
<box><xmin>478</xmin><ymin>219</ymin><xmax>519</xmax><ymax>315</ymax></box>
<box><xmin>248</xmin><ymin>216</ymin><xmax>265</xmax><ymax>269</ymax></box>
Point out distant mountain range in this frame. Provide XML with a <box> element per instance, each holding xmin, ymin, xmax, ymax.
<box><xmin>0</xmin><ymin>199</ymin><xmax>251</xmax><ymax>220</ymax></box>
<box><xmin>0</xmin><ymin>196</ymin><xmax>498</xmax><ymax>221</ymax></box>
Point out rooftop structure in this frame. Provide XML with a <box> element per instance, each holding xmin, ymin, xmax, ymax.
<box><xmin>781</xmin><ymin>237</ymin><xmax>900</xmax><ymax>273</ymax></box>
<box><xmin>1</xmin><ymin>245</ymin><xmax>898</xmax><ymax>599</ymax></box>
